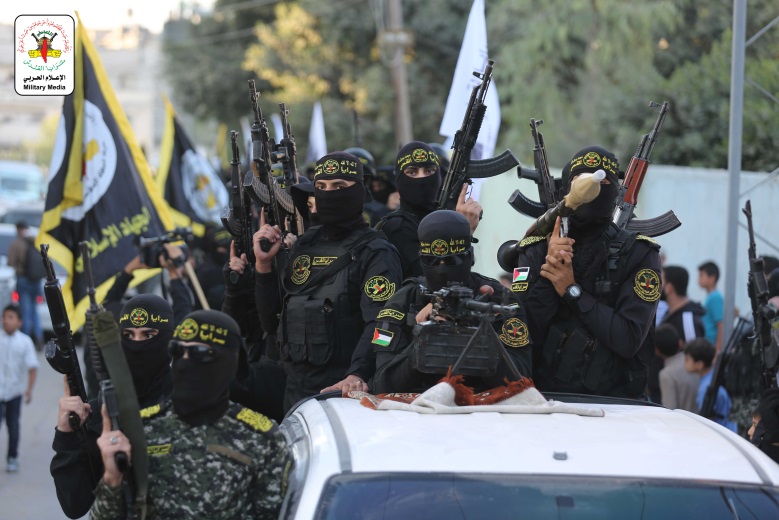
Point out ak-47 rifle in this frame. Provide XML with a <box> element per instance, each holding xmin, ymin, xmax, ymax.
<box><xmin>270</xmin><ymin>102</ymin><xmax>304</xmax><ymax>237</ymax></box>
<box><xmin>437</xmin><ymin>60</ymin><xmax>519</xmax><ymax>210</ymax></box>
<box><xmin>248</xmin><ymin>79</ymin><xmax>285</xmax><ymax>253</ymax></box>
<box><xmin>221</xmin><ymin>131</ymin><xmax>255</xmax><ymax>283</ymax></box>
<box><xmin>80</xmin><ymin>242</ymin><xmax>136</xmax><ymax>520</ymax></box>
<box><xmin>743</xmin><ymin>200</ymin><xmax>778</xmax><ymax>389</ymax></box>
<box><xmin>507</xmin><ymin>118</ymin><xmax>562</xmax><ymax>219</ymax></box>
<box><xmin>41</xmin><ymin>244</ymin><xmax>88</xmax><ymax>431</ymax></box>
<box><xmin>611</xmin><ymin>101</ymin><xmax>680</xmax><ymax>237</ymax></box>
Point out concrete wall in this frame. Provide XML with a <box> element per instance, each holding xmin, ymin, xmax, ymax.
<box><xmin>473</xmin><ymin>165</ymin><xmax>779</xmax><ymax>316</ymax></box>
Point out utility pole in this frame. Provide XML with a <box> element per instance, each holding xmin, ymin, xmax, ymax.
<box><xmin>384</xmin><ymin>0</ymin><xmax>413</xmax><ymax>147</ymax></box>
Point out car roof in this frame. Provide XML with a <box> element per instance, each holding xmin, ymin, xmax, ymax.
<box><xmin>286</xmin><ymin>397</ymin><xmax>779</xmax><ymax>502</ymax></box>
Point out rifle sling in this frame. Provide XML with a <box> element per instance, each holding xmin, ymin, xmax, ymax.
<box><xmin>93</xmin><ymin>310</ymin><xmax>149</xmax><ymax>520</ymax></box>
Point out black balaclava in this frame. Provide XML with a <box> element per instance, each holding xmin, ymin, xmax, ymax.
<box><xmin>290</xmin><ymin>177</ymin><xmax>319</xmax><ymax>227</ymax></box>
<box><xmin>170</xmin><ymin>310</ymin><xmax>241</xmax><ymax>427</ymax></box>
<box><xmin>118</xmin><ymin>294</ymin><xmax>175</xmax><ymax>404</ymax></box>
<box><xmin>313</xmin><ymin>152</ymin><xmax>368</xmax><ymax>236</ymax></box>
<box><xmin>418</xmin><ymin>210</ymin><xmax>473</xmax><ymax>291</ymax></box>
<box><xmin>562</xmin><ymin>146</ymin><xmax>620</xmax><ymax>233</ymax></box>
<box><xmin>395</xmin><ymin>141</ymin><xmax>442</xmax><ymax>215</ymax></box>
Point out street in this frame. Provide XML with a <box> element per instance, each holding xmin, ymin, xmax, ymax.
<box><xmin>0</xmin><ymin>348</ymin><xmax>86</xmax><ymax>520</ymax></box>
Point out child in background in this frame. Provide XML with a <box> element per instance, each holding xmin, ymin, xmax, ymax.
<box><xmin>684</xmin><ymin>338</ymin><xmax>737</xmax><ymax>432</ymax></box>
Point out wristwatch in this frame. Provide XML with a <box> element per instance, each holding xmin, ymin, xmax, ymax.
<box><xmin>562</xmin><ymin>283</ymin><xmax>582</xmax><ymax>305</ymax></box>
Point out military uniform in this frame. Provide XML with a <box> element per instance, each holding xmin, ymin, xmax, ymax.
<box><xmin>515</xmin><ymin>231</ymin><xmax>661</xmax><ymax>398</ymax></box>
<box><xmin>361</xmin><ymin>273</ymin><xmax>532</xmax><ymax>394</ymax></box>
<box><xmin>89</xmin><ymin>402</ymin><xmax>289</xmax><ymax>520</ymax></box>
<box><xmin>51</xmin><ymin>397</ymin><xmax>172</xmax><ymax>519</ymax></box>
<box><xmin>377</xmin><ymin>206</ymin><xmax>425</xmax><ymax>278</ymax></box>
<box><xmin>256</xmin><ymin>224</ymin><xmax>402</xmax><ymax>409</ymax></box>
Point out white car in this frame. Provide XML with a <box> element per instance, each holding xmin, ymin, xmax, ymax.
<box><xmin>280</xmin><ymin>393</ymin><xmax>779</xmax><ymax>519</ymax></box>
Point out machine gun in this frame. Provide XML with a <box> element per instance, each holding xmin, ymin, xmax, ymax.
<box><xmin>135</xmin><ymin>227</ymin><xmax>193</xmax><ymax>269</ymax></box>
<box><xmin>743</xmin><ymin>200</ymin><xmax>778</xmax><ymax>389</ymax></box>
<box><xmin>221</xmin><ymin>131</ymin><xmax>256</xmax><ymax>284</ymax></box>
<box><xmin>507</xmin><ymin>118</ymin><xmax>564</xmax><ymax>219</ymax></box>
<box><xmin>80</xmin><ymin>242</ymin><xmax>137</xmax><ymax>520</ymax></box>
<box><xmin>41</xmin><ymin>244</ymin><xmax>87</xmax><ymax>431</ymax></box>
<box><xmin>437</xmin><ymin>60</ymin><xmax>519</xmax><ymax>211</ymax></box>
<box><xmin>413</xmin><ymin>283</ymin><xmax>522</xmax><ymax>379</ymax></box>
<box><xmin>611</xmin><ymin>101</ymin><xmax>680</xmax><ymax>237</ymax></box>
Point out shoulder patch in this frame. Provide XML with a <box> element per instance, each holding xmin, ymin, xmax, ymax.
<box><xmin>636</xmin><ymin>235</ymin><xmax>658</xmax><ymax>245</ymax></box>
<box><xmin>519</xmin><ymin>235</ymin><xmax>546</xmax><ymax>248</ymax></box>
<box><xmin>499</xmin><ymin>318</ymin><xmax>530</xmax><ymax>347</ymax></box>
<box><xmin>140</xmin><ymin>404</ymin><xmax>162</xmax><ymax>419</ymax></box>
<box><xmin>372</xmin><ymin>328</ymin><xmax>394</xmax><ymax>347</ymax></box>
<box><xmin>365</xmin><ymin>275</ymin><xmax>396</xmax><ymax>302</ymax></box>
<box><xmin>147</xmin><ymin>444</ymin><xmax>172</xmax><ymax>456</ymax></box>
<box><xmin>634</xmin><ymin>268</ymin><xmax>661</xmax><ymax>302</ymax></box>
<box><xmin>291</xmin><ymin>255</ymin><xmax>311</xmax><ymax>285</ymax></box>
<box><xmin>236</xmin><ymin>408</ymin><xmax>274</xmax><ymax>433</ymax></box>
<box><xmin>377</xmin><ymin>308</ymin><xmax>405</xmax><ymax>321</ymax></box>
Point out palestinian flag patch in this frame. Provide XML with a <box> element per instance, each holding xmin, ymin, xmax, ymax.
<box><xmin>372</xmin><ymin>328</ymin><xmax>394</xmax><ymax>347</ymax></box>
<box><xmin>513</xmin><ymin>267</ymin><xmax>529</xmax><ymax>282</ymax></box>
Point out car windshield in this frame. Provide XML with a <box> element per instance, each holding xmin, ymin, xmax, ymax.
<box><xmin>314</xmin><ymin>474</ymin><xmax>779</xmax><ymax>520</ymax></box>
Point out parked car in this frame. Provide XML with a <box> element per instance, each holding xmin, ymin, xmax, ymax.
<box><xmin>0</xmin><ymin>160</ymin><xmax>46</xmax><ymax>214</ymax></box>
<box><xmin>0</xmin><ymin>222</ymin><xmax>64</xmax><ymax>340</ymax></box>
<box><xmin>280</xmin><ymin>393</ymin><xmax>779</xmax><ymax>519</ymax></box>
<box><xmin>0</xmin><ymin>201</ymin><xmax>45</xmax><ymax>229</ymax></box>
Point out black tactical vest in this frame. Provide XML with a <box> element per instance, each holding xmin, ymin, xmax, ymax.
<box><xmin>537</xmin><ymin>229</ymin><xmax>655</xmax><ymax>397</ymax></box>
<box><xmin>278</xmin><ymin>226</ymin><xmax>378</xmax><ymax>368</ymax></box>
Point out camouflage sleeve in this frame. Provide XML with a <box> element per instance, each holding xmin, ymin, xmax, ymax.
<box><xmin>252</xmin><ymin>428</ymin><xmax>292</xmax><ymax>519</ymax></box>
<box><xmin>89</xmin><ymin>479</ymin><xmax>126</xmax><ymax>520</ymax></box>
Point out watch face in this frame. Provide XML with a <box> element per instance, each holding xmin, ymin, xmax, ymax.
<box><xmin>568</xmin><ymin>285</ymin><xmax>582</xmax><ymax>298</ymax></box>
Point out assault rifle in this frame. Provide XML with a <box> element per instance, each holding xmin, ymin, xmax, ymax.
<box><xmin>80</xmin><ymin>242</ymin><xmax>136</xmax><ymax>520</ymax></box>
<box><xmin>743</xmin><ymin>200</ymin><xmax>778</xmax><ymax>389</ymax></box>
<box><xmin>700</xmin><ymin>317</ymin><xmax>750</xmax><ymax>421</ymax></box>
<box><xmin>221</xmin><ymin>131</ymin><xmax>256</xmax><ymax>283</ymax></box>
<box><xmin>611</xmin><ymin>101</ymin><xmax>680</xmax><ymax>237</ymax></box>
<box><xmin>248</xmin><ymin>79</ymin><xmax>286</xmax><ymax>253</ymax></box>
<box><xmin>414</xmin><ymin>283</ymin><xmax>522</xmax><ymax>379</ymax></box>
<box><xmin>507</xmin><ymin>118</ymin><xmax>563</xmax><ymax>219</ymax></box>
<box><xmin>41</xmin><ymin>244</ymin><xmax>88</xmax><ymax>431</ymax></box>
<box><xmin>437</xmin><ymin>60</ymin><xmax>519</xmax><ymax>210</ymax></box>
<box><xmin>270</xmin><ymin>103</ymin><xmax>304</xmax><ymax>237</ymax></box>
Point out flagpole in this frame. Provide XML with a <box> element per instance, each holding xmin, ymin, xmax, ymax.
<box><xmin>386</xmin><ymin>0</ymin><xmax>413</xmax><ymax>147</ymax></box>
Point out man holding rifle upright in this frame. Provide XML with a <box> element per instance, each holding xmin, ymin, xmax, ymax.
<box><xmin>512</xmin><ymin>146</ymin><xmax>662</xmax><ymax>399</ymax></box>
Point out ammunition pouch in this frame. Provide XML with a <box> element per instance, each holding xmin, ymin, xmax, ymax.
<box><xmin>281</xmin><ymin>296</ymin><xmax>335</xmax><ymax>366</ymax></box>
<box><xmin>411</xmin><ymin>321</ymin><xmax>498</xmax><ymax>377</ymax></box>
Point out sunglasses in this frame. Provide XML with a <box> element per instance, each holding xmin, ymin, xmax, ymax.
<box><xmin>419</xmin><ymin>251</ymin><xmax>471</xmax><ymax>268</ymax></box>
<box><xmin>168</xmin><ymin>340</ymin><xmax>217</xmax><ymax>363</ymax></box>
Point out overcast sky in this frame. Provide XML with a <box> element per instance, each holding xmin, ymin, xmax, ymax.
<box><xmin>1</xmin><ymin>1</ymin><xmax>214</xmax><ymax>33</ymax></box>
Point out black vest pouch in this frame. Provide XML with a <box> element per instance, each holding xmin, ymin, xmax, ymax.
<box><xmin>582</xmin><ymin>340</ymin><xmax>616</xmax><ymax>394</ymax></box>
<box><xmin>281</xmin><ymin>295</ymin><xmax>309</xmax><ymax>363</ymax></box>
<box><xmin>305</xmin><ymin>297</ymin><xmax>335</xmax><ymax>366</ymax></box>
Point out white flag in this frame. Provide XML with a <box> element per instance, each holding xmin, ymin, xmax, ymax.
<box><xmin>306</xmin><ymin>101</ymin><xmax>327</xmax><ymax>163</ymax></box>
<box><xmin>240</xmin><ymin>116</ymin><xmax>253</xmax><ymax>164</ymax></box>
<box><xmin>270</xmin><ymin>112</ymin><xmax>284</xmax><ymax>144</ymax></box>
<box><xmin>439</xmin><ymin>0</ymin><xmax>500</xmax><ymax>161</ymax></box>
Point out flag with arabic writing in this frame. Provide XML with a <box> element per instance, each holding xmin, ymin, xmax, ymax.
<box><xmin>156</xmin><ymin>95</ymin><xmax>228</xmax><ymax>238</ymax></box>
<box><xmin>37</xmin><ymin>13</ymin><xmax>172</xmax><ymax>331</ymax></box>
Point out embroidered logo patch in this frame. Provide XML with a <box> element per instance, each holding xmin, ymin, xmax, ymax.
<box><xmin>513</xmin><ymin>267</ymin><xmax>529</xmax><ymax>282</ymax></box>
<box><xmin>582</xmin><ymin>152</ymin><xmax>601</xmax><ymax>168</ymax></box>
<box><xmin>634</xmin><ymin>268</ymin><xmax>661</xmax><ymax>302</ymax></box>
<box><xmin>140</xmin><ymin>404</ymin><xmax>161</xmax><ymax>419</ymax></box>
<box><xmin>511</xmin><ymin>282</ymin><xmax>529</xmax><ymax>293</ymax></box>
<box><xmin>313</xmin><ymin>256</ymin><xmax>337</xmax><ymax>266</ymax></box>
<box><xmin>431</xmin><ymin>239</ymin><xmax>449</xmax><ymax>256</ymax></box>
<box><xmin>323</xmin><ymin>159</ymin><xmax>339</xmax><ymax>174</ymax></box>
<box><xmin>372</xmin><ymin>328</ymin><xmax>394</xmax><ymax>347</ymax></box>
<box><xmin>365</xmin><ymin>275</ymin><xmax>395</xmax><ymax>302</ymax></box>
<box><xmin>129</xmin><ymin>308</ymin><xmax>148</xmax><ymax>326</ymax></box>
<box><xmin>236</xmin><ymin>408</ymin><xmax>273</xmax><ymax>432</ymax></box>
<box><xmin>412</xmin><ymin>148</ymin><xmax>429</xmax><ymax>162</ymax></box>
<box><xmin>291</xmin><ymin>255</ymin><xmax>311</xmax><ymax>285</ymax></box>
<box><xmin>377</xmin><ymin>308</ymin><xmax>405</xmax><ymax>321</ymax></box>
<box><xmin>147</xmin><ymin>444</ymin><xmax>172</xmax><ymax>456</ymax></box>
<box><xmin>175</xmin><ymin>318</ymin><xmax>198</xmax><ymax>341</ymax></box>
<box><xmin>499</xmin><ymin>318</ymin><xmax>530</xmax><ymax>347</ymax></box>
